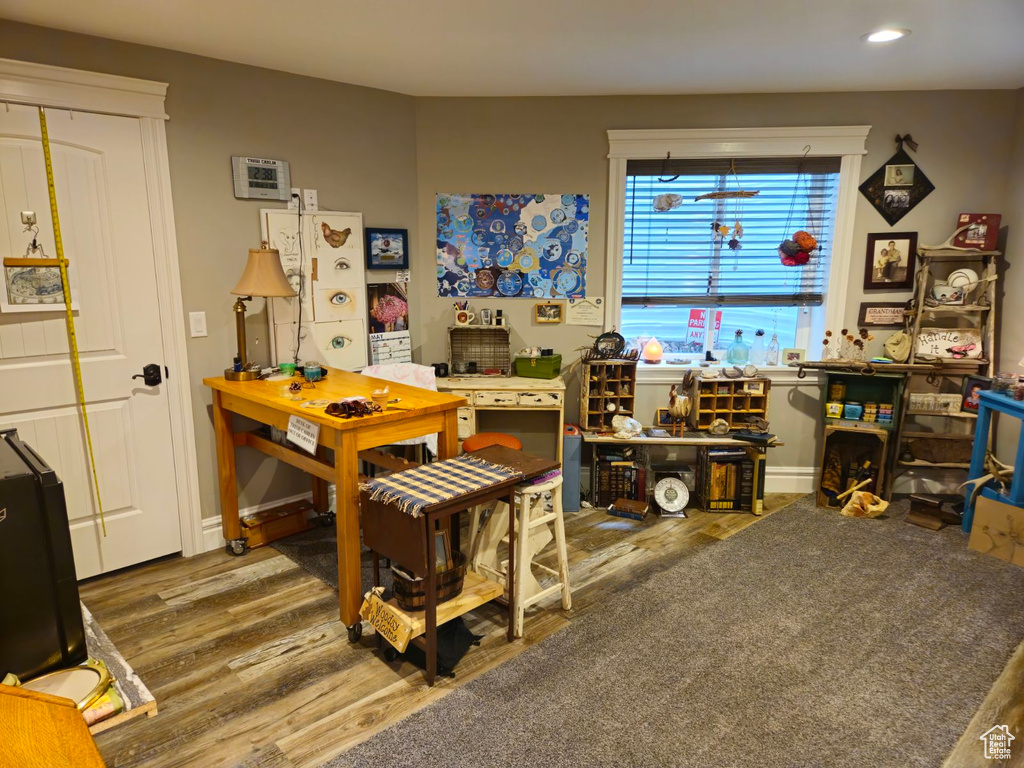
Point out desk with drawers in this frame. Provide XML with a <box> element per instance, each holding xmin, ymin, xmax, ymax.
<box><xmin>436</xmin><ymin>376</ymin><xmax>566</xmax><ymax>465</ymax></box>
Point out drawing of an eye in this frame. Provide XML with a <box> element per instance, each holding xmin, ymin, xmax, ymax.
<box><xmin>330</xmin><ymin>335</ymin><xmax>352</xmax><ymax>349</ymax></box>
<box><xmin>334</xmin><ymin>258</ymin><xmax>350</xmax><ymax>270</ymax></box>
<box><xmin>329</xmin><ymin>292</ymin><xmax>351</xmax><ymax>306</ymax></box>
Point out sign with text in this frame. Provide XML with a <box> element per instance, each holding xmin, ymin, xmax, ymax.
<box><xmin>687</xmin><ymin>309</ymin><xmax>722</xmax><ymax>346</ymax></box>
<box><xmin>361</xmin><ymin>589</ymin><xmax>414</xmax><ymax>652</ymax></box>
<box><xmin>286</xmin><ymin>415</ymin><xmax>320</xmax><ymax>455</ymax></box>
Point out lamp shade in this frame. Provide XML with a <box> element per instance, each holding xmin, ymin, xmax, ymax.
<box><xmin>231</xmin><ymin>246</ymin><xmax>296</xmax><ymax>297</ymax></box>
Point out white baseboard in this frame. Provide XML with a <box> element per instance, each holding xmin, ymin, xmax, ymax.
<box><xmin>764</xmin><ymin>466</ymin><xmax>818</xmax><ymax>494</ymax></box>
<box><xmin>200</xmin><ymin>491</ymin><xmax>314</xmax><ymax>553</ymax></box>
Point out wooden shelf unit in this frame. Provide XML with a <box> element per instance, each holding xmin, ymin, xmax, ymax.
<box><xmin>888</xmin><ymin>249</ymin><xmax>998</xmax><ymax>494</ymax></box>
<box><xmin>689</xmin><ymin>376</ymin><xmax>771</xmax><ymax>430</ymax></box>
<box><xmin>580</xmin><ymin>359</ymin><xmax>638</xmax><ymax>431</ymax></box>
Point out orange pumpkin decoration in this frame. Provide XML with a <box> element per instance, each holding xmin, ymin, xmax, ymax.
<box><xmin>793</xmin><ymin>230</ymin><xmax>818</xmax><ymax>251</ymax></box>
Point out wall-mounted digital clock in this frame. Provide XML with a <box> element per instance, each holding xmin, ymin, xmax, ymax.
<box><xmin>231</xmin><ymin>156</ymin><xmax>291</xmax><ymax>200</ymax></box>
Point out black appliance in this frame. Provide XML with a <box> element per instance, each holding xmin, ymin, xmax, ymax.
<box><xmin>0</xmin><ymin>428</ymin><xmax>87</xmax><ymax>679</ymax></box>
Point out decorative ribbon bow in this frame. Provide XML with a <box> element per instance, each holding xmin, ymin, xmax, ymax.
<box><xmin>895</xmin><ymin>134</ymin><xmax>919</xmax><ymax>152</ymax></box>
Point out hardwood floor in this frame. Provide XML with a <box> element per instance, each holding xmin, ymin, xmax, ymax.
<box><xmin>81</xmin><ymin>493</ymin><xmax>1020</xmax><ymax>767</ymax></box>
<box><xmin>81</xmin><ymin>495</ymin><xmax>799</xmax><ymax>767</ymax></box>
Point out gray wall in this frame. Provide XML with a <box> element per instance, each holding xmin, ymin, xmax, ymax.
<box><xmin>997</xmin><ymin>89</ymin><xmax>1024</xmax><ymax>458</ymax></box>
<box><xmin>1</xmin><ymin>18</ymin><xmax>1020</xmax><ymax>526</ymax></box>
<box><xmin>0</xmin><ymin>22</ymin><xmax>419</xmax><ymax>524</ymax></box>
<box><xmin>413</xmin><ymin>92</ymin><xmax>1018</xmax><ymax>472</ymax></box>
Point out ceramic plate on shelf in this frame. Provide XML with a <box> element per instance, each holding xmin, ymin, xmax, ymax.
<box><xmin>947</xmin><ymin>268</ymin><xmax>979</xmax><ymax>290</ymax></box>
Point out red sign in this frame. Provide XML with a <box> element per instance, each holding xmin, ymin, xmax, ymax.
<box><xmin>686</xmin><ymin>309</ymin><xmax>721</xmax><ymax>345</ymax></box>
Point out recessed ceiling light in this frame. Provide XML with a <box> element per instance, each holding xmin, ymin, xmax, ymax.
<box><xmin>863</xmin><ymin>28</ymin><xmax>910</xmax><ymax>43</ymax></box>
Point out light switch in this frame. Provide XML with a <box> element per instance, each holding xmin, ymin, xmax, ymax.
<box><xmin>303</xmin><ymin>189</ymin><xmax>318</xmax><ymax>211</ymax></box>
<box><xmin>189</xmin><ymin>311</ymin><xmax>207</xmax><ymax>338</ymax></box>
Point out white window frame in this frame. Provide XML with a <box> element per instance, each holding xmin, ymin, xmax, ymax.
<box><xmin>606</xmin><ymin>126</ymin><xmax>869</xmax><ymax>378</ymax></box>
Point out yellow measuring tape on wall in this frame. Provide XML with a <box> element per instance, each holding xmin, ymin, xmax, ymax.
<box><xmin>38</xmin><ymin>107</ymin><xmax>106</xmax><ymax>536</ymax></box>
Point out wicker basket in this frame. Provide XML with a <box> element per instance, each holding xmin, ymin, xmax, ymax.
<box><xmin>391</xmin><ymin>551</ymin><xmax>467</xmax><ymax>611</ymax></box>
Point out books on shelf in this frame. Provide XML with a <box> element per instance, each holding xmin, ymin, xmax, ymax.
<box><xmin>596</xmin><ymin>459</ymin><xmax>646</xmax><ymax>508</ymax></box>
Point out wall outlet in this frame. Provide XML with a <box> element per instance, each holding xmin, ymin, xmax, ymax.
<box><xmin>303</xmin><ymin>189</ymin><xmax>318</xmax><ymax>212</ymax></box>
<box><xmin>288</xmin><ymin>188</ymin><xmax>301</xmax><ymax>210</ymax></box>
<box><xmin>189</xmin><ymin>311</ymin><xmax>207</xmax><ymax>338</ymax></box>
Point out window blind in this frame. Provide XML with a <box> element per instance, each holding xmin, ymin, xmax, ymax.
<box><xmin>623</xmin><ymin>157</ymin><xmax>840</xmax><ymax>307</ymax></box>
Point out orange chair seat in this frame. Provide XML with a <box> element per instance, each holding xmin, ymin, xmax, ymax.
<box><xmin>462</xmin><ymin>432</ymin><xmax>522</xmax><ymax>453</ymax></box>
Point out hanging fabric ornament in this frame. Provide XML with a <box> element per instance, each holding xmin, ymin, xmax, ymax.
<box><xmin>778</xmin><ymin>147</ymin><xmax>822</xmax><ymax>268</ymax></box>
<box><xmin>793</xmin><ymin>230</ymin><xmax>817</xmax><ymax>252</ymax></box>
<box><xmin>653</xmin><ymin>193</ymin><xmax>684</xmax><ymax>212</ymax></box>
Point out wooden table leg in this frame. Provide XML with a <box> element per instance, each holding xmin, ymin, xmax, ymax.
<box><xmin>211</xmin><ymin>390</ymin><xmax>242</xmax><ymax>552</ymax></box>
<box><xmin>312</xmin><ymin>447</ymin><xmax>330</xmax><ymax>518</ymax></box>
<box><xmin>506</xmin><ymin>486</ymin><xmax>516</xmax><ymax>643</ymax></box>
<box><xmin>425</xmin><ymin>517</ymin><xmax>438</xmax><ymax>686</ymax></box>
<box><xmin>438</xmin><ymin>409</ymin><xmax>459</xmax><ymax>460</ymax></box>
<box><xmin>335</xmin><ymin>429</ymin><xmax>363</xmax><ymax>634</ymax></box>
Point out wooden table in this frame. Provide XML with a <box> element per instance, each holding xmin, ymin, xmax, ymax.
<box><xmin>0</xmin><ymin>685</ymin><xmax>106</xmax><ymax>767</ymax></box>
<box><xmin>204</xmin><ymin>368</ymin><xmax>465</xmax><ymax>636</ymax></box>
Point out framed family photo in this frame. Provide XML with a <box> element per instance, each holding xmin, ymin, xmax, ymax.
<box><xmin>863</xmin><ymin>232</ymin><xmax>917</xmax><ymax>291</ymax></box>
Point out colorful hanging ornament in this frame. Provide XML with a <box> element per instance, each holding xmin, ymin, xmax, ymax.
<box><xmin>777</xmin><ymin>149</ymin><xmax>822</xmax><ymax>268</ymax></box>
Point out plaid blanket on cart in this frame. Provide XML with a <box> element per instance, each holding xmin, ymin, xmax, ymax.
<box><xmin>361</xmin><ymin>455</ymin><xmax>518</xmax><ymax>517</ymax></box>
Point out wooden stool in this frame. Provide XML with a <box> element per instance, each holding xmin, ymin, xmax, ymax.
<box><xmin>469</xmin><ymin>474</ymin><xmax>571</xmax><ymax>637</ymax></box>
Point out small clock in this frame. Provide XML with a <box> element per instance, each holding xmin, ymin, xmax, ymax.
<box><xmin>231</xmin><ymin>156</ymin><xmax>291</xmax><ymax>200</ymax></box>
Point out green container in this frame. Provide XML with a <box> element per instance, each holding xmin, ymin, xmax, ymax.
<box><xmin>514</xmin><ymin>354</ymin><xmax>562</xmax><ymax>379</ymax></box>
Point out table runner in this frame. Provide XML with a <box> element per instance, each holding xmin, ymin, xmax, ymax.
<box><xmin>362</xmin><ymin>455</ymin><xmax>518</xmax><ymax>517</ymax></box>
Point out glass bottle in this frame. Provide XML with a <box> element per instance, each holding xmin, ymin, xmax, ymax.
<box><xmin>726</xmin><ymin>330</ymin><xmax>750</xmax><ymax>365</ymax></box>
<box><xmin>750</xmin><ymin>329</ymin><xmax>766</xmax><ymax>366</ymax></box>
<box><xmin>765</xmin><ymin>333</ymin><xmax>780</xmax><ymax>366</ymax></box>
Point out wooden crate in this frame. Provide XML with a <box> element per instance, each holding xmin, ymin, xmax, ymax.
<box><xmin>448</xmin><ymin>326</ymin><xmax>511</xmax><ymax>376</ymax></box>
<box><xmin>580</xmin><ymin>359</ymin><xmax>638</xmax><ymax>431</ymax></box>
<box><xmin>689</xmin><ymin>376</ymin><xmax>771</xmax><ymax>430</ymax></box>
<box><xmin>817</xmin><ymin>425</ymin><xmax>888</xmax><ymax>509</ymax></box>
<box><xmin>240</xmin><ymin>499</ymin><xmax>313</xmax><ymax>548</ymax></box>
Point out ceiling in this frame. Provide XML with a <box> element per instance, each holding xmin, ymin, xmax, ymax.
<box><xmin>3</xmin><ymin>0</ymin><xmax>1024</xmax><ymax>97</ymax></box>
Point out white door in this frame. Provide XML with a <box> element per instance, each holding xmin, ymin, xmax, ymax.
<box><xmin>0</xmin><ymin>104</ymin><xmax>182</xmax><ymax>578</ymax></box>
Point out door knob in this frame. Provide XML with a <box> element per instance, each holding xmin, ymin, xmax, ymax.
<box><xmin>132</xmin><ymin>363</ymin><xmax>162</xmax><ymax>386</ymax></box>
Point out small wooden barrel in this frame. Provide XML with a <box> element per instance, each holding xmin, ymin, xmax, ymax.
<box><xmin>392</xmin><ymin>551</ymin><xmax>467</xmax><ymax>611</ymax></box>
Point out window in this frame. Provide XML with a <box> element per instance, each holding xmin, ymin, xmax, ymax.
<box><xmin>620</xmin><ymin>158</ymin><xmax>840</xmax><ymax>360</ymax></box>
<box><xmin>605</xmin><ymin>127</ymin><xmax>868</xmax><ymax>370</ymax></box>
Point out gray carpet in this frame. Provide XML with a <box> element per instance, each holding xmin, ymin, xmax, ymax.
<box><xmin>271</xmin><ymin>523</ymin><xmax>393</xmax><ymax>594</ymax></box>
<box><xmin>328</xmin><ymin>496</ymin><xmax>1024</xmax><ymax>768</ymax></box>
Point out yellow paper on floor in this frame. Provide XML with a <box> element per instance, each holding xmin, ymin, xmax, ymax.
<box><xmin>968</xmin><ymin>496</ymin><xmax>1024</xmax><ymax>568</ymax></box>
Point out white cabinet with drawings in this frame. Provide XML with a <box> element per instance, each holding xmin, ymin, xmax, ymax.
<box><xmin>261</xmin><ymin>209</ymin><xmax>369</xmax><ymax>370</ymax></box>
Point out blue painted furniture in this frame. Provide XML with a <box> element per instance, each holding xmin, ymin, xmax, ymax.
<box><xmin>963</xmin><ymin>390</ymin><xmax>1024</xmax><ymax>532</ymax></box>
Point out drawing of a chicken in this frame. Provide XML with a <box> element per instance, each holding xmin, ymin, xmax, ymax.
<box><xmin>321</xmin><ymin>222</ymin><xmax>352</xmax><ymax>248</ymax></box>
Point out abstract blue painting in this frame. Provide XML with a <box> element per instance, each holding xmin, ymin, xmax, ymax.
<box><xmin>436</xmin><ymin>193</ymin><xmax>589</xmax><ymax>298</ymax></box>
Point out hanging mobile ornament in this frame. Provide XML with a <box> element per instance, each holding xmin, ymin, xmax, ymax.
<box><xmin>778</xmin><ymin>146</ymin><xmax>820</xmax><ymax>267</ymax></box>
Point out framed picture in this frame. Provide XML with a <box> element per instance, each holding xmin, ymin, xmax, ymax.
<box><xmin>782</xmin><ymin>348</ymin><xmax>806</xmax><ymax>364</ymax></box>
<box><xmin>858</xmin><ymin>147</ymin><xmax>935</xmax><ymax>226</ymax></box>
<box><xmin>534</xmin><ymin>302</ymin><xmax>563</xmax><ymax>324</ymax></box>
<box><xmin>884</xmin><ymin>164</ymin><xmax>915</xmax><ymax>187</ymax></box>
<box><xmin>953</xmin><ymin>213</ymin><xmax>1002</xmax><ymax>251</ymax></box>
<box><xmin>858</xmin><ymin>302</ymin><xmax>907</xmax><ymax>328</ymax></box>
<box><xmin>434</xmin><ymin>529</ymin><xmax>453</xmax><ymax>573</ymax></box>
<box><xmin>864</xmin><ymin>232</ymin><xmax>917</xmax><ymax>290</ymax></box>
<box><xmin>365</xmin><ymin>228</ymin><xmax>409</xmax><ymax>270</ymax></box>
<box><xmin>961</xmin><ymin>375</ymin><xmax>992</xmax><ymax>413</ymax></box>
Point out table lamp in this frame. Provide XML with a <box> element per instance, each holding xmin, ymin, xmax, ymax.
<box><xmin>224</xmin><ymin>242</ymin><xmax>295</xmax><ymax>381</ymax></box>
